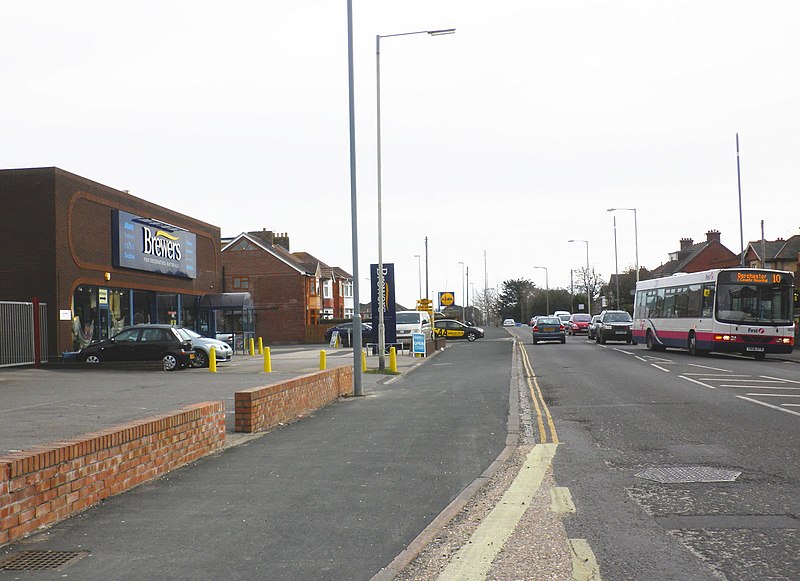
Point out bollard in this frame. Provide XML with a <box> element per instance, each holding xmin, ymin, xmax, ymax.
<box><xmin>249</xmin><ymin>338</ymin><xmax>255</xmax><ymax>356</ymax></box>
<box><xmin>264</xmin><ymin>346</ymin><xmax>272</xmax><ymax>372</ymax></box>
<box><xmin>258</xmin><ymin>337</ymin><xmax>263</xmax><ymax>355</ymax></box>
<box><xmin>389</xmin><ymin>346</ymin><xmax>397</xmax><ymax>373</ymax></box>
<box><xmin>319</xmin><ymin>350</ymin><xmax>327</xmax><ymax>370</ymax></box>
<box><xmin>208</xmin><ymin>346</ymin><xmax>217</xmax><ymax>373</ymax></box>
<box><xmin>361</xmin><ymin>348</ymin><xmax>367</xmax><ymax>372</ymax></box>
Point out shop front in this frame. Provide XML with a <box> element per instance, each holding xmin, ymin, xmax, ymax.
<box><xmin>0</xmin><ymin>167</ymin><xmax>236</xmax><ymax>359</ymax></box>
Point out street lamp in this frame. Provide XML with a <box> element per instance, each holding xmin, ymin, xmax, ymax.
<box><xmin>568</xmin><ymin>239</ymin><xmax>591</xmax><ymax>316</ymax></box>
<box><xmin>607</xmin><ymin>208</ymin><xmax>639</xmax><ymax>283</ymax></box>
<box><xmin>532</xmin><ymin>266</ymin><xmax>549</xmax><ymax>315</ymax></box>
<box><xmin>375</xmin><ymin>27</ymin><xmax>455</xmax><ymax>370</ymax></box>
<box><xmin>459</xmin><ymin>261</ymin><xmax>465</xmax><ymax>321</ymax></box>
<box><xmin>414</xmin><ymin>254</ymin><xmax>422</xmax><ymax>299</ymax></box>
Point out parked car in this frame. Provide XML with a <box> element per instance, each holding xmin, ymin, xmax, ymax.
<box><xmin>567</xmin><ymin>313</ymin><xmax>592</xmax><ymax>335</ymax></box>
<box><xmin>532</xmin><ymin>316</ymin><xmax>566</xmax><ymax>344</ymax></box>
<box><xmin>587</xmin><ymin>314</ymin><xmax>602</xmax><ymax>339</ymax></box>
<box><xmin>502</xmin><ymin>319</ymin><xmax>517</xmax><ymax>327</ymax></box>
<box><xmin>324</xmin><ymin>322</ymin><xmax>373</xmax><ymax>347</ymax></box>
<box><xmin>176</xmin><ymin>327</ymin><xmax>233</xmax><ymax>368</ymax></box>
<box><xmin>595</xmin><ymin>310</ymin><xmax>634</xmax><ymax>344</ymax></box>
<box><xmin>433</xmin><ymin>319</ymin><xmax>485</xmax><ymax>341</ymax></box>
<box><xmin>78</xmin><ymin>324</ymin><xmax>195</xmax><ymax>370</ymax></box>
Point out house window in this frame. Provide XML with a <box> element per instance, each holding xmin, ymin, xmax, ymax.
<box><xmin>233</xmin><ymin>276</ymin><xmax>249</xmax><ymax>289</ymax></box>
<box><xmin>343</xmin><ymin>281</ymin><xmax>353</xmax><ymax>298</ymax></box>
<box><xmin>323</xmin><ymin>280</ymin><xmax>333</xmax><ymax>299</ymax></box>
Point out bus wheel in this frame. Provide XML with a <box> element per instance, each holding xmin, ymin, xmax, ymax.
<box><xmin>646</xmin><ymin>331</ymin><xmax>655</xmax><ymax>351</ymax></box>
<box><xmin>688</xmin><ymin>332</ymin><xmax>707</xmax><ymax>357</ymax></box>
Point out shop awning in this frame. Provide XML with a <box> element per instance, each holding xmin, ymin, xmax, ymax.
<box><xmin>198</xmin><ymin>292</ymin><xmax>253</xmax><ymax>309</ymax></box>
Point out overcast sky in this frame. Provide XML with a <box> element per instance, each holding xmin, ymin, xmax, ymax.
<box><xmin>3</xmin><ymin>1</ymin><xmax>799</xmax><ymax>309</ymax></box>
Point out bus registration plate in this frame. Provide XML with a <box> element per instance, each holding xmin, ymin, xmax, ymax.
<box><xmin>746</xmin><ymin>346</ymin><xmax>765</xmax><ymax>352</ymax></box>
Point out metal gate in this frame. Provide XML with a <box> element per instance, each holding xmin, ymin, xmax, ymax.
<box><xmin>0</xmin><ymin>301</ymin><xmax>48</xmax><ymax>367</ymax></box>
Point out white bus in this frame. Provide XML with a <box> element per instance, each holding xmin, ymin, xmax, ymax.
<box><xmin>633</xmin><ymin>268</ymin><xmax>795</xmax><ymax>360</ymax></box>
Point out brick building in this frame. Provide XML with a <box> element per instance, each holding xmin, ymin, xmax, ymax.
<box><xmin>0</xmin><ymin>167</ymin><xmax>232</xmax><ymax>358</ymax></box>
<box><xmin>650</xmin><ymin>230</ymin><xmax>739</xmax><ymax>277</ymax></box>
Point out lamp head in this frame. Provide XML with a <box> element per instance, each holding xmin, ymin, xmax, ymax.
<box><xmin>428</xmin><ymin>28</ymin><xmax>456</xmax><ymax>36</ymax></box>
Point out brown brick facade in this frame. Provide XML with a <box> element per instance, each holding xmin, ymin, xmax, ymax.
<box><xmin>0</xmin><ymin>167</ymin><xmax>222</xmax><ymax>356</ymax></box>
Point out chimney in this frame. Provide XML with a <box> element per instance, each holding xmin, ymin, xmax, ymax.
<box><xmin>274</xmin><ymin>232</ymin><xmax>290</xmax><ymax>252</ymax></box>
<box><xmin>679</xmin><ymin>237</ymin><xmax>694</xmax><ymax>251</ymax></box>
<box><xmin>705</xmin><ymin>229</ymin><xmax>721</xmax><ymax>244</ymax></box>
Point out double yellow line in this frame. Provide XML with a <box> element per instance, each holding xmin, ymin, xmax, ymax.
<box><xmin>518</xmin><ymin>341</ymin><xmax>558</xmax><ymax>444</ymax></box>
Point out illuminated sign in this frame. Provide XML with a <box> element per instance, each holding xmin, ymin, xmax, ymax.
<box><xmin>719</xmin><ymin>270</ymin><xmax>787</xmax><ymax>286</ymax></box>
<box><xmin>112</xmin><ymin>210</ymin><xmax>197</xmax><ymax>279</ymax></box>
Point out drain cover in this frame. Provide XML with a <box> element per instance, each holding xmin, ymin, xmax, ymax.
<box><xmin>0</xmin><ymin>550</ymin><xmax>90</xmax><ymax>571</ymax></box>
<box><xmin>635</xmin><ymin>466</ymin><xmax>742</xmax><ymax>484</ymax></box>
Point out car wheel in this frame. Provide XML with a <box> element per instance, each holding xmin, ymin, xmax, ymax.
<box><xmin>84</xmin><ymin>354</ymin><xmax>101</xmax><ymax>364</ymax></box>
<box><xmin>600</xmin><ymin>333</ymin><xmax>607</xmax><ymax>345</ymax></box>
<box><xmin>162</xmin><ymin>354</ymin><xmax>179</xmax><ymax>371</ymax></box>
<box><xmin>561</xmin><ymin>337</ymin><xmax>566</xmax><ymax>344</ymax></box>
<box><xmin>192</xmin><ymin>349</ymin><xmax>208</xmax><ymax>368</ymax></box>
<box><xmin>595</xmin><ymin>333</ymin><xmax>601</xmax><ymax>344</ymax></box>
<box><xmin>532</xmin><ymin>338</ymin><xmax>538</xmax><ymax>344</ymax></box>
<box><xmin>466</xmin><ymin>332</ymin><xmax>477</xmax><ymax>342</ymax></box>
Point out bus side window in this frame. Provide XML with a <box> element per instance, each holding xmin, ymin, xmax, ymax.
<box><xmin>701</xmin><ymin>284</ymin><xmax>715</xmax><ymax>318</ymax></box>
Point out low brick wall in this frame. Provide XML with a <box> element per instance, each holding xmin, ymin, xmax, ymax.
<box><xmin>0</xmin><ymin>401</ymin><xmax>225</xmax><ymax>546</ymax></box>
<box><xmin>235</xmin><ymin>366</ymin><xmax>353</xmax><ymax>433</ymax></box>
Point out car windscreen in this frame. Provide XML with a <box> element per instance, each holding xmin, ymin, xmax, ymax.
<box><xmin>396</xmin><ymin>313</ymin><xmax>422</xmax><ymax>324</ymax></box>
<box><xmin>537</xmin><ymin>317</ymin><xmax>560</xmax><ymax>325</ymax></box>
<box><xmin>605</xmin><ymin>313</ymin><xmax>632</xmax><ymax>322</ymax></box>
<box><xmin>572</xmin><ymin>314</ymin><xmax>592</xmax><ymax>322</ymax></box>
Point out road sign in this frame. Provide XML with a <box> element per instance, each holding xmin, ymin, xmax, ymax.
<box><xmin>439</xmin><ymin>291</ymin><xmax>455</xmax><ymax>307</ymax></box>
<box><xmin>412</xmin><ymin>332</ymin><xmax>426</xmax><ymax>355</ymax></box>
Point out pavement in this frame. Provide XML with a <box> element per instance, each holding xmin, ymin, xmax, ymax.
<box><xmin>0</xmin><ymin>331</ymin><xmax>529</xmax><ymax>580</ymax></box>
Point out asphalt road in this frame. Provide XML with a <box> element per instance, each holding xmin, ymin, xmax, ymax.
<box><xmin>514</xmin><ymin>328</ymin><xmax>800</xmax><ymax>580</ymax></box>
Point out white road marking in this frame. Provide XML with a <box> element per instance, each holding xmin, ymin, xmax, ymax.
<box><xmin>635</xmin><ymin>356</ymin><xmax>648</xmax><ymax>362</ymax></box>
<box><xmin>783</xmin><ymin>404</ymin><xmax>800</xmax><ymax>407</ymax></box>
<box><xmin>687</xmin><ymin>363</ymin><xmax>731</xmax><ymax>372</ymax></box>
<box><xmin>760</xmin><ymin>375</ymin><xmax>800</xmax><ymax>384</ymax></box>
<box><xmin>613</xmin><ymin>348</ymin><xmax>636</xmax><ymax>355</ymax></box>
<box><xmin>714</xmin><ymin>379</ymin><xmax>791</xmax><ymax>383</ymax></box>
<box><xmin>682</xmin><ymin>373</ymin><xmax>749</xmax><ymax>377</ymax></box>
<box><xmin>720</xmin><ymin>385</ymin><xmax>800</xmax><ymax>390</ymax></box>
<box><xmin>736</xmin><ymin>396</ymin><xmax>800</xmax><ymax>417</ymax></box>
<box><xmin>745</xmin><ymin>393</ymin><xmax>800</xmax><ymax>398</ymax></box>
<box><xmin>679</xmin><ymin>376</ymin><xmax>715</xmax><ymax>389</ymax></box>
<box><xmin>650</xmin><ymin>364</ymin><xmax>670</xmax><ymax>372</ymax></box>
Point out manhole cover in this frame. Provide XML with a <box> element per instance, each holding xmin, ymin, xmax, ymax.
<box><xmin>635</xmin><ymin>466</ymin><xmax>742</xmax><ymax>484</ymax></box>
<box><xmin>0</xmin><ymin>550</ymin><xmax>90</xmax><ymax>571</ymax></box>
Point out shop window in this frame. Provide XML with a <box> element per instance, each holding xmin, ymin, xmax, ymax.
<box><xmin>233</xmin><ymin>276</ymin><xmax>249</xmax><ymax>289</ymax></box>
<box><xmin>157</xmin><ymin>293</ymin><xmax>178</xmax><ymax>325</ymax></box>
<box><xmin>133</xmin><ymin>290</ymin><xmax>155</xmax><ymax>325</ymax></box>
<box><xmin>72</xmin><ymin>286</ymin><xmax>98</xmax><ymax>350</ymax></box>
<box><xmin>108</xmin><ymin>289</ymin><xmax>130</xmax><ymax>336</ymax></box>
<box><xmin>181</xmin><ymin>295</ymin><xmax>199</xmax><ymax>330</ymax></box>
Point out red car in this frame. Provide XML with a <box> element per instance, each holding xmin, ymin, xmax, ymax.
<box><xmin>567</xmin><ymin>313</ymin><xmax>592</xmax><ymax>335</ymax></box>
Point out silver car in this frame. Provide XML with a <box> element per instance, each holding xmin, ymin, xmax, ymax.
<box><xmin>177</xmin><ymin>328</ymin><xmax>234</xmax><ymax>368</ymax></box>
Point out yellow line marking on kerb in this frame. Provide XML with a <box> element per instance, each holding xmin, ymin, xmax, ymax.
<box><xmin>436</xmin><ymin>443</ymin><xmax>557</xmax><ymax>581</ymax></box>
<box><xmin>569</xmin><ymin>538</ymin><xmax>602</xmax><ymax>580</ymax></box>
<box><xmin>550</xmin><ymin>487</ymin><xmax>576</xmax><ymax>514</ymax></box>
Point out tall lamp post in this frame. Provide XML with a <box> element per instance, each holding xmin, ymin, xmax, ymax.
<box><xmin>459</xmin><ymin>261</ymin><xmax>465</xmax><ymax>321</ymax></box>
<box><xmin>532</xmin><ymin>266</ymin><xmax>549</xmax><ymax>315</ymax></box>
<box><xmin>375</xmin><ymin>27</ymin><xmax>455</xmax><ymax>370</ymax></box>
<box><xmin>414</xmin><ymin>254</ymin><xmax>422</xmax><ymax>298</ymax></box>
<box><xmin>607</xmin><ymin>207</ymin><xmax>639</xmax><ymax>283</ymax></box>
<box><xmin>568</xmin><ymin>239</ymin><xmax>591</xmax><ymax>316</ymax></box>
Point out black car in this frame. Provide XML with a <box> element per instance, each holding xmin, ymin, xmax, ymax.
<box><xmin>324</xmin><ymin>322</ymin><xmax>373</xmax><ymax>347</ymax></box>
<box><xmin>433</xmin><ymin>319</ymin><xmax>485</xmax><ymax>341</ymax></box>
<box><xmin>595</xmin><ymin>310</ymin><xmax>634</xmax><ymax>344</ymax></box>
<box><xmin>79</xmin><ymin>324</ymin><xmax>195</xmax><ymax>370</ymax></box>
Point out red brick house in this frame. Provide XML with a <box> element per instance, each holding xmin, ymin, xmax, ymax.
<box><xmin>650</xmin><ymin>230</ymin><xmax>739</xmax><ymax>277</ymax></box>
<box><xmin>220</xmin><ymin>231</ymin><xmax>352</xmax><ymax>344</ymax></box>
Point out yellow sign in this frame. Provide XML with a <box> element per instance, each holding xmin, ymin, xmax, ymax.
<box><xmin>439</xmin><ymin>292</ymin><xmax>455</xmax><ymax>307</ymax></box>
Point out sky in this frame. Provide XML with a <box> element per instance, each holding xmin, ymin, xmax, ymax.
<box><xmin>3</xmin><ymin>1</ymin><xmax>799</xmax><ymax>309</ymax></box>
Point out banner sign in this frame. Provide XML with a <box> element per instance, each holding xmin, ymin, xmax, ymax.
<box><xmin>112</xmin><ymin>210</ymin><xmax>197</xmax><ymax>279</ymax></box>
<box><xmin>370</xmin><ymin>263</ymin><xmax>397</xmax><ymax>344</ymax></box>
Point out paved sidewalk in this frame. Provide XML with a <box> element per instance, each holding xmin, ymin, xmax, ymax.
<box><xmin>0</xmin><ymin>335</ymin><xmax>516</xmax><ymax>580</ymax></box>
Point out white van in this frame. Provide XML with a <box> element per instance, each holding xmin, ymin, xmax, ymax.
<box><xmin>395</xmin><ymin>310</ymin><xmax>432</xmax><ymax>346</ymax></box>
<box><xmin>553</xmin><ymin>310</ymin><xmax>572</xmax><ymax>328</ymax></box>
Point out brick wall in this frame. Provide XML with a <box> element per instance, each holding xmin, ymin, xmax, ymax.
<box><xmin>235</xmin><ymin>367</ymin><xmax>353</xmax><ymax>433</ymax></box>
<box><xmin>0</xmin><ymin>401</ymin><xmax>225</xmax><ymax>546</ymax></box>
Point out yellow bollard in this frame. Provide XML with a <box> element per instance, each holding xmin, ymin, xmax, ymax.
<box><xmin>361</xmin><ymin>348</ymin><xmax>367</xmax><ymax>372</ymax></box>
<box><xmin>389</xmin><ymin>346</ymin><xmax>397</xmax><ymax>373</ymax></box>
<box><xmin>208</xmin><ymin>346</ymin><xmax>217</xmax><ymax>373</ymax></box>
<box><xmin>249</xmin><ymin>338</ymin><xmax>255</xmax><ymax>356</ymax></box>
<box><xmin>257</xmin><ymin>337</ymin><xmax>263</xmax><ymax>355</ymax></box>
<box><xmin>264</xmin><ymin>346</ymin><xmax>272</xmax><ymax>372</ymax></box>
<box><xmin>319</xmin><ymin>350</ymin><xmax>327</xmax><ymax>370</ymax></box>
